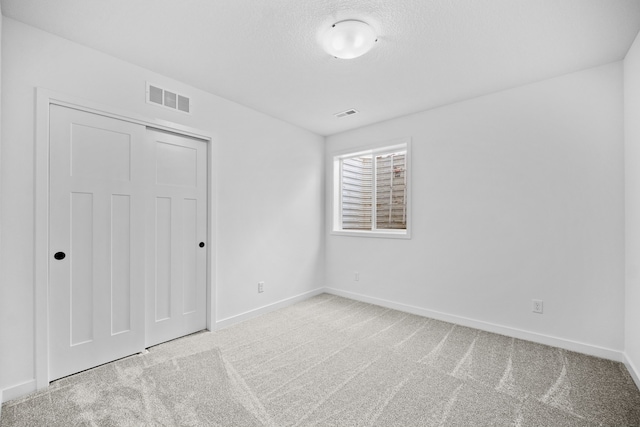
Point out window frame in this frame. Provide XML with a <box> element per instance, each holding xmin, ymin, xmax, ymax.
<box><xmin>331</xmin><ymin>138</ymin><xmax>411</xmax><ymax>239</ymax></box>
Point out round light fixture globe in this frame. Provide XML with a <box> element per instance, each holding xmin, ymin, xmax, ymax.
<box><xmin>322</xmin><ymin>20</ymin><xmax>377</xmax><ymax>59</ymax></box>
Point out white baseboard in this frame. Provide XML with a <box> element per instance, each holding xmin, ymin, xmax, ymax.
<box><xmin>1</xmin><ymin>379</ymin><xmax>37</xmax><ymax>404</ymax></box>
<box><xmin>215</xmin><ymin>288</ymin><xmax>325</xmax><ymax>330</ymax></box>
<box><xmin>3</xmin><ymin>288</ymin><xmax>631</xmax><ymax>406</ymax></box>
<box><xmin>624</xmin><ymin>353</ymin><xmax>640</xmax><ymax>390</ymax></box>
<box><xmin>324</xmin><ymin>287</ymin><xmax>624</xmax><ymax>363</ymax></box>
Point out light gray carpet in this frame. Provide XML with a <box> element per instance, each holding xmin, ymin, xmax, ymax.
<box><xmin>2</xmin><ymin>294</ymin><xmax>640</xmax><ymax>426</ymax></box>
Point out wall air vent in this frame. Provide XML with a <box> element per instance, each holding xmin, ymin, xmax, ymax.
<box><xmin>146</xmin><ymin>82</ymin><xmax>191</xmax><ymax>114</ymax></box>
<box><xmin>334</xmin><ymin>109</ymin><xmax>359</xmax><ymax>118</ymax></box>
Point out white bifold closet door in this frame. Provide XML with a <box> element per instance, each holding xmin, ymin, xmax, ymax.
<box><xmin>145</xmin><ymin>129</ymin><xmax>207</xmax><ymax>348</ymax></box>
<box><xmin>49</xmin><ymin>106</ymin><xmax>208</xmax><ymax>381</ymax></box>
<box><xmin>49</xmin><ymin>105</ymin><xmax>148</xmax><ymax>380</ymax></box>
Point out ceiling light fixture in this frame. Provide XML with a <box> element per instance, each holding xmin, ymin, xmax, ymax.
<box><xmin>322</xmin><ymin>20</ymin><xmax>377</xmax><ymax>59</ymax></box>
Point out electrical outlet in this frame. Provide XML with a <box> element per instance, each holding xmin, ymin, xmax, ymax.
<box><xmin>354</xmin><ymin>272</ymin><xmax>359</xmax><ymax>282</ymax></box>
<box><xmin>258</xmin><ymin>281</ymin><xmax>264</xmax><ymax>293</ymax></box>
<box><xmin>532</xmin><ymin>299</ymin><xmax>543</xmax><ymax>314</ymax></box>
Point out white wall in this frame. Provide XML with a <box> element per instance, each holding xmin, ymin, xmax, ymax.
<box><xmin>0</xmin><ymin>18</ymin><xmax>324</xmax><ymax>398</ymax></box>
<box><xmin>0</xmin><ymin>7</ymin><xmax>2</xmax><ymax>411</ymax></box>
<box><xmin>326</xmin><ymin>63</ymin><xmax>625</xmax><ymax>355</ymax></box>
<box><xmin>625</xmin><ymin>30</ymin><xmax>640</xmax><ymax>385</ymax></box>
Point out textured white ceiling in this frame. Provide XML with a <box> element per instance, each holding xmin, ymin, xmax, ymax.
<box><xmin>2</xmin><ymin>0</ymin><xmax>639</xmax><ymax>135</ymax></box>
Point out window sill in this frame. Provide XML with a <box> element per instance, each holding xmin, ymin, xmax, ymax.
<box><xmin>330</xmin><ymin>229</ymin><xmax>411</xmax><ymax>239</ymax></box>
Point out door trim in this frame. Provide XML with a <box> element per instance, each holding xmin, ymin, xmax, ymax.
<box><xmin>35</xmin><ymin>87</ymin><xmax>217</xmax><ymax>389</ymax></box>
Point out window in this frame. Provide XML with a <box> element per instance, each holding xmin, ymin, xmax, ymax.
<box><xmin>333</xmin><ymin>140</ymin><xmax>410</xmax><ymax>238</ymax></box>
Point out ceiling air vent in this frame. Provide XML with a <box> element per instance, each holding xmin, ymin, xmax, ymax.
<box><xmin>146</xmin><ymin>82</ymin><xmax>191</xmax><ymax>114</ymax></box>
<box><xmin>334</xmin><ymin>109</ymin><xmax>358</xmax><ymax>119</ymax></box>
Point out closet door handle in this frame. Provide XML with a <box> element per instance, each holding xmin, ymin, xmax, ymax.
<box><xmin>54</xmin><ymin>252</ymin><xmax>66</xmax><ymax>260</ymax></box>
<box><xmin>199</xmin><ymin>242</ymin><xmax>205</xmax><ymax>248</ymax></box>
